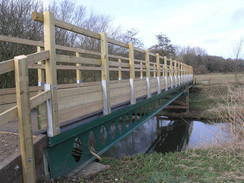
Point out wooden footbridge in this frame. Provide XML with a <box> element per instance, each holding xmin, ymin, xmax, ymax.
<box><xmin>0</xmin><ymin>11</ymin><xmax>193</xmax><ymax>182</ymax></box>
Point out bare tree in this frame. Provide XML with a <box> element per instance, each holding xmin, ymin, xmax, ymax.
<box><xmin>232</xmin><ymin>39</ymin><xmax>243</xmax><ymax>82</ymax></box>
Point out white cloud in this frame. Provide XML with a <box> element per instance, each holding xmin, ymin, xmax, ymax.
<box><xmin>79</xmin><ymin>0</ymin><xmax>244</xmax><ymax>58</ymax></box>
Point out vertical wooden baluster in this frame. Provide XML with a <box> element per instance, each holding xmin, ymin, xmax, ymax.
<box><xmin>179</xmin><ymin>62</ymin><xmax>182</xmax><ymax>85</ymax></box>
<box><xmin>164</xmin><ymin>56</ymin><xmax>168</xmax><ymax>91</ymax></box>
<box><xmin>145</xmin><ymin>50</ymin><xmax>151</xmax><ymax>98</ymax></box>
<box><xmin>76</xmin><ymin>52</ymin><xmax>82</xmax><ymax>84</ymax></box>
<box><xmin>36</xmin><ymin>46</ymin><xmax>47</xmax><ymax>129</ymax></box>
<box><xmin>153</xmin><ymin>63</ymin><xmax>156</xmax><ymax>78</ymax></box>
<box><xmin>156</xmin><ymin>53</ymin><xmax>161</xmax><ymax>94</ymax></box>
<box><xmin>128</xmin><ymin>43</ymin><xmax>136</xmax><ymax>104</ymax></box>
<box><xmin>176</xmin><ymin>61</ymin><xmax>178</xmax><ymax>86</ymax></box>
<box><xmin>37</xmin><ymin>46</ymin><xmax>44</xmax><ymax>86</ymax></box>
<box><xmin>118</xmin><ymin>58</ymin><xmax>122</xmax><ymax>81</ymax></box>
<box><xmin>170</xmin><ymin>58</ymin><xmax>173</xmax><ymax>88</ymax></box>
<box><xmin>140</xmin><ymin>61</ymin><xmax>143</xmax><ymax>79</ymax></box>
<box><xmin>100</xmin><ymin>32</ymin><xmax>111</xmax><ymax>114</ymax></box>
<box><xmin>173</xmin><ymin>60</ymin><xmax>176</xmax><ymax>87</ymax></box>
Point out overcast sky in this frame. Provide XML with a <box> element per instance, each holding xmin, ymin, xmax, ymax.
<box><xmin>75</xmin><ymin>0</ymin><xmax>243</xmax><ymax>59</ymax></box>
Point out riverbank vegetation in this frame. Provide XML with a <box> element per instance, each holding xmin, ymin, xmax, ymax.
<box><xmin>52</xmin><ymin>145</ymin><xmax>243</xmax><ymax>183</ymax></box>
<box><xmin>48</xmin><ymin>73</ymin><xmax>244</xmax><ymax>183</ymax></box>
<box><xmin>78</xmin><ymin>73</ymin><xmax>242</xmax><ymax>183</ymax></box>
<box><xmin>188</xmin><ymin>73</ymin><xmax>244</xmax><ymax>121</ymax></box>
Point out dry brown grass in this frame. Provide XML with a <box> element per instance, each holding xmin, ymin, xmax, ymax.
<box><xmin>194</xmin><ymin>73</ymin><xmax>244</xmax><ymax>148</ymax></box>
<box><xmin>195</xmin><ymin>72</ymin><xmax>244</xmax><ymax>85</ymax></box>
<box><xmin>215</xmin><ymin>86</ymin><xmax>244</xmax><ymax>142</ymax></box>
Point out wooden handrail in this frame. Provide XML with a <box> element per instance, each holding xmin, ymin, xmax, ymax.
<box><xmin>0</xmin><ymin>51</ymin><xmax>49</xmax><ymax>75</ymax></box>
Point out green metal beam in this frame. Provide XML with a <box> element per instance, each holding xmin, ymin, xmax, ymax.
<box><xmin>46</xmin><ymin>83</ymin><xmax>191</xmax><ymax>178</ymax></box>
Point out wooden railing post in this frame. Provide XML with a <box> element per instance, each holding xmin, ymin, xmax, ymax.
<box><xmin>14</xmin><ymin>55</ymin><xmax>36</xmax><ymax>183</ymax></box>
<box><xmin>145</xmin><ymin>50</ymin><xmax>151</xmax><ymax>98</ymax></box>
<box><xmin>153</xmin><ymin>63</ymin><xmax>156</xmax><ymax>78</ymax></box>
<box><xmin>172</xmin><ymin>60</ymin><xmax>174</xmax><ymax>87</ymax></box>
<box><xmin>100</xmin><ymin>32</ymin><xmax>111</xmax><ymax>114</ymax></box>
<box><xmin>36</xmin><ymin>46</ymin><xmax>47</xmax><ymax>129</ymax></box>
<box><xmin>128</xmin><ymin>43</ymin><xmax>136</xmax><ymax>104</ymax></box>
<box><xmin>178</xmin><ymin>62</ymin><xmax>181</xmax><ymax>86</ymax></box>
<box><xmin>76</xmin><ymin>52</ymin><xmax>82</xmax><ymax>83</ymax></box>
<box><xmin>180</xmin><ymin>62</ymin><xmax>182</xmax><ymax>85</ymax></box>
<box><xmin>174</xmin><ymin>60</ymin><xmax>177</xmax><ymax>87</ymax></box>
<box><xmin>164</xmin><ymin>56</ymin><xmax>168</xmax><ymax>91</ymax></box>
<box><xmin>183</xmin><ymin>64</ymin><xmax>186</xmax><ymax>83</ymax></box>
<box><xmin>156</xmin><ymin>53</ymin><xmax>161</xmax><ymax>94</ymax></box>
<box><xmin>140</xmin><ymin>61</ymin><xmax>143</xmax><ymax>79</ymax></box>
<box><xmin>175</xmin><ymin>61</ymin><xmax>177</xmax><ymax>86</ymax></box>
<box><xmin>179</xmin><ymin>62</ymin><xmax>181</xmax><ymax>86</ymax></box>
<box><xmin>176</xmin><ymin>61</ymin><xmax>179</xmax><ymax>86</ymax></box>
<box><xmin>118</xmin><ymin>58</ymin><xmax>122</xmax><ymax>80</ymax></box>
<box><xmin>43</xmin><ymin>11</ymin><xmax>59</xmax><ymax>136</ymax></box>
<box><xmin>37</xmin><ymin>46</ymin><xmax>45</xmax><ymax>86</ymax></box>
<box><xmin>169</xmin><ymin>58</ymin><xmax>173</xmax><ymax>88</ymax></box>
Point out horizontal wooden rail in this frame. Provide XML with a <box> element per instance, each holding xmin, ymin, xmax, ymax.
<box><xmin>32</xmin><ymin>12</ymin><xmax>155</xmax><ymax>52</ymax></box>
<box><xmin>0</xmin><ymin>35</ymin><xmax>43</xmax><ymax>47</ymax></box>
<box><xmin>0</xmin><ymin>106</ymin><xmax>17</xmax><ymax>125</ymax></box>
<box><xmin>109</xmin><ymin>61</ymin><xmax>129</xmax><ymax>67</ymax></box>
<box><xmin>0</xmin><ymin>59</ymin><xmax>14</xmax><ymax>74</ymax></box>
<box><xmin>56</xmin><ymin>54</ymin><xmax>101</xmax><ymax>65</ymax></box>
<box><xmin>0</xmin><ymin>34</ymin><xmax>101</xmax><ymax>57</ymax></box>
<box><xmin>0</xmin><ymin>90</ymin><xmax>51</xmax><ymax>125</ymax></box>
<box><xmin>30</xmin><ymin>90</ymin><xmax>51</xmax><ymax>109</ymax></box>
<box><xmin>0</xmin><ymin>51</ymin><xmax>49</xmax><ymax>75</ymax></box>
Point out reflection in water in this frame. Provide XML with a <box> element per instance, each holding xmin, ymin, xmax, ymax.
<box><xmin>105</xmin><ymin>116</ymin><xmax>232</xmax><ymax>158</ymax></box>
<box><xmin>148</xmin><ymin>120</ymin><xmax>193</xmax><ymax>153</ymax></box>
<box><xmin>187</xmin><ymin>121</ymin><xmax>232</xmax><ymax>149</ymax></box>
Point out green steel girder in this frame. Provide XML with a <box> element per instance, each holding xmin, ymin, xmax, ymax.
<box><xmin>46</xmin><ymin>83</ymin><xmax>190</xmax><ymax>178</ymax></box>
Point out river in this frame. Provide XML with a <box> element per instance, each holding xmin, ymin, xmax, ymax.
<box><xmin>105</xmin><ymin>116</ymin><xmax>233</xmax><ymax>158</ymax></box>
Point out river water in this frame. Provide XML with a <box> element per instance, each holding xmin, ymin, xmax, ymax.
<box><xmin>105</xmin><ymin>116</ymin><xmax>233</xmax><ymax>158</ymax></box>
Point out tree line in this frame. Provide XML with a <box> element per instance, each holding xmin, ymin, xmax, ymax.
<box><xmin>0</xmin><ymin>0</ymin><xmax>243</xmax><ymax>88</ymax></box>
<box><xmin>150</xmin><ymin>34</ymin><xmax>244</xmax><ymax>74</ymax></box>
